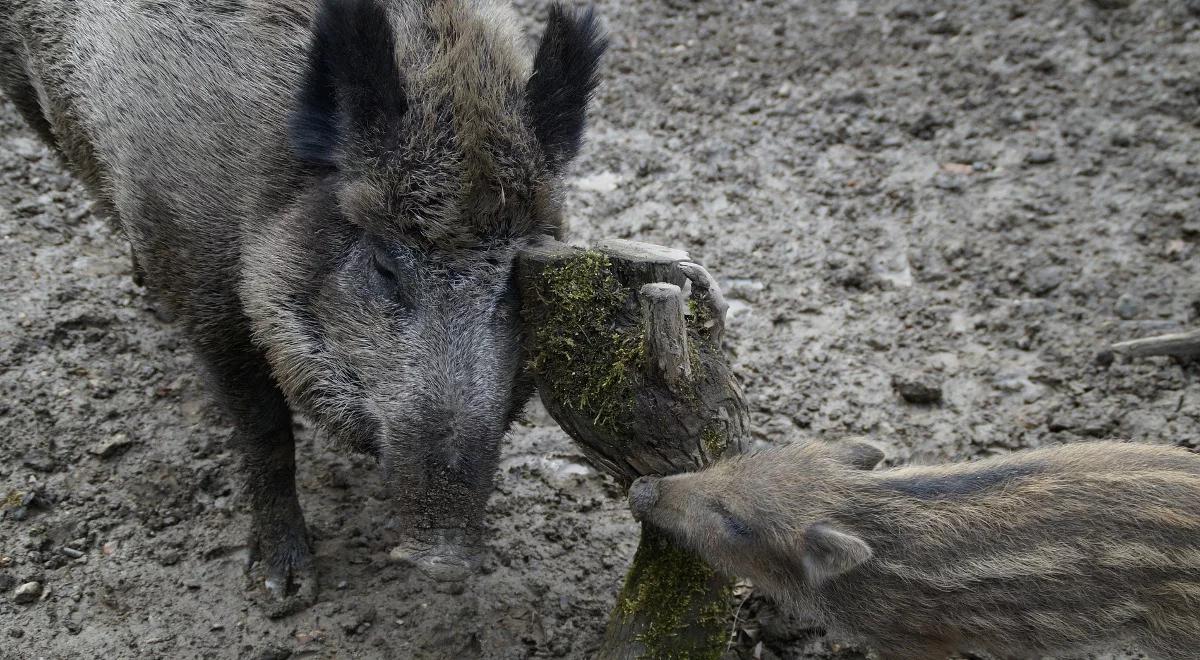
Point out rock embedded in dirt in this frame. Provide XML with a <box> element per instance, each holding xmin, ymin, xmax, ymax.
<box><xmin>88</xmin><ymin>433</ymin><xmax>134</xmax><ymax>459</ymax></box>
<box><xmin>1115</xmin><ymin>293</ymin><xmax>1141</xmax><ymax>320</ymax></box>
<box><xmin>1025</xmin><ymin>149</ymin><xmax>1057</xmax><ymax>165</ymax></box>
<box><xmin>892</xmin><ymin>374</ymin><xmax>944</xmax><ymax>405</ymax></box>
<box><xmin>1027</xmin><ymin>266</ymin><xmax>1065</xmax><ymax>296</ymax></box>
<box><xmin>927</xmin><ymin>12</ymin><xmax>961</xmax><ymax>35</ymax></box>
<box><xmin>13</xmin><ymin>580</ymin><xmax>42</xmax><ymax>604</ymax></box>
<box><xmin>249</xmin><ymin>646</ymin><xmax>292</xmax><ymax>660</ymax></box>
<box><xmin>21</xmin><ymin>450</ymin><xmax>58</xmax><ymax>474</ymax></box>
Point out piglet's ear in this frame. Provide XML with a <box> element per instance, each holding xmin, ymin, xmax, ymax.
<box><xmin>801</xmin><ymin>523</ymin><xmax>872</xmax><ymax>584</ymax></box>
<box><xmin>826</xmin><ymin>439</ymin><xmax>886</xmax><ymax>471</ymax></box>
<box><xmin>525</xmin><ymin>4</ymin><xmax>608</xmax><ymax>173</ymax></box>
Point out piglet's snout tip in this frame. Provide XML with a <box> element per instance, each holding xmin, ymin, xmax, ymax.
<box><xmin>628</xmin><ymin>476</ymin><xmax>661</xmax><ymax>520</ymax></box>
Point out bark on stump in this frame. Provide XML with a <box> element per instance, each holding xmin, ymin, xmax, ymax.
<box><xmin>517</xmin><ymin>236</ymin><xmax>751</xmax><ymax>659</ymax></box>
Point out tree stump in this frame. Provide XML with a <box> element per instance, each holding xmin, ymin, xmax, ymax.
<box><xmin>517</xmin><ymin>236</ymin><xmax>751</xmax><ymax>659</ymax></box>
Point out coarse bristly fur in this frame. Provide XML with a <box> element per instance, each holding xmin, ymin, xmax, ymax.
<box><xmin>630</xmin><ymin>440</ymin><xmax>1200</xmax><ymax>660</ymax></box>
<box><xmin>0</xmin><ymin>0</ymin><xmax>607</xmax><ymax>609</ymax></box>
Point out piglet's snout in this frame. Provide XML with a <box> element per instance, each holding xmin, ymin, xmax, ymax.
<box><xmin>628</xmin><ymin>476</ymin><xmax>661</xmax><ymax>521</ymax></box>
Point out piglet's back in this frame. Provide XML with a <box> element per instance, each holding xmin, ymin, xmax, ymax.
<box><xmin>825</xmin><ymin>442</ymin><xmax>1200</xmax><ymax>660</ymax></box>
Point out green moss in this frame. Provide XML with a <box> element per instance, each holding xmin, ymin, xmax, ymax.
<box><xmin>701</xmin><ymin>425</ymin><xmax>729</xmax><ymax>459</ymax></box>
<box><xmin>686</xmin><ymin>297</ymin><xmax>714</xmax><ymax>335</ymax></box>
<box><xmin>2</xmin><ymin>490</ymin><xmax>21</xmax><ymax>508</ymax></box>
<box><xmin>524</xmin><ymin>251</ymin><xmax>645</xmax><ymax>433</ymax></box>
<box><xmin>617</xmin><ymin>527</ymin><xmax>732</xmax><ymax>660</ymax></box>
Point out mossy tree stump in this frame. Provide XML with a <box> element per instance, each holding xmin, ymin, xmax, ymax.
<box><xmin>518</xmin><ymin>237</ymin><xmax>751</xmax><ymax>659</ymax></box>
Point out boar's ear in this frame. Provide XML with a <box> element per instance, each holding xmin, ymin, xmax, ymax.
<box><xmin>801</xmin><ymin>523</ymin><xmax>872</xmax><ymax>584</ymax></box>
<box><xmin>826</xmin><ymin>439</ymin><xmax>886</xmax><ymax>471</ymax></box>
<box><xmin>525</xmin><ymin>4</ymin><xmax>608</xmax><ymax>173</ymax></box>
<box><xmin>291</xmin><ymin>0</ymin><xmax>407</xmax><ymax>167</ymax></box>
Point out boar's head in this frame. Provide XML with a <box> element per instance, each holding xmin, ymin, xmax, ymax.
<box><xmin>241</xmin><ymin>0</ymin><xmax>606</xmax><ymax>581</ymax></box>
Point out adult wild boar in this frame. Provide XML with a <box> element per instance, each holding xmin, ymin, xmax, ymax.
<box><xmin>0</xmin><ymin>0</ymin><xmax>606</xmax><ymax>614</ymax></box>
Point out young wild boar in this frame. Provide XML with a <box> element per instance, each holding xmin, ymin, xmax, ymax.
<box><xmin>630</xmin><ymin>440</ymin><xmax>1200</xmax><ymax>660</ymax></box>
<box><xmin>0</xmin><ymin>0</ymin><xmax>606</xmax><ymax>613</ymax></box>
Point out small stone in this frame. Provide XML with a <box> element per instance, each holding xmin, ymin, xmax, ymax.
<box><xmin>1115</xmin><ymin>293</ymin><xmax>1140</xmax><ymax>320</ymax></box>
<box><xmin>932</xmin><ymin>173</ymin><xmax>965</xmax><ymax>192</ymax></box>
<box><xmin>8</xmin><ymin>136</ymin><xmax>43</xmax><ymax>160</ymax></box>
<box><xmin>60</xmin><ymin>547</ymin><xmax>84</xmax><ymax>559</ymax></box>
<box><xmin>88</xmin><ymin>433</ymin><xmax>134</xmax><ymax>459</ymax></box>
<box><xmin>927</xmin><ymin>12</ymin><xmax>961</xmax><ymax>34</ymax></box>
<box><xmin>8</xmin><ymin>628</ymin><xmax>23</xmax><ymax>639</ymax></box>
<box><xmin>13</xmin><ymin>198</ymin><xmax>43</xmax><ymax>217</ymax></box>
<box><xmin>892</xmin><ymin>374</ymin><xmax>943</xmax><ymax>405</ymax></box>
<box><xmin>1025</xmin><ymin>150</ymin><xmax>1056</xmax><ymax>165</ymax></box>
<box><xmin>21</xmin><ymin>451</ymin><xmax>58</xmax><ymax>473</ymax></box>
<box><xmin>249</xmin><ymin>646</ymin><xmax>292</xmax><ymax>660</ymax></box>
<box><xmin>1031</xmin><ymin>58</ymin><xmax>1057</xmax><ymax>75</ymax></box>
<box><xmin>1027</xmin><ymin>266</ymin><xmax>1065</xmax><ymax>296</ymax></box>
<box><xmin>13</xmin><ymin>581</ymin><xmax>42</xmax><ymax>604</ymax></box>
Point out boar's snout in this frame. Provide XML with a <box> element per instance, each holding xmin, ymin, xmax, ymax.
<box><xmin>389</xmin><ymin>528</ymin><xmax>481</xmax><ymax>586</ymax></box>
<box><xmin>628</xmin><ymin>476</ymin><xmax>662</xmax><ymax>521</ymax></box>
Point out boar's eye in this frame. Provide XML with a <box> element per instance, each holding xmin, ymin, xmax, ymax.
<box><xmin>370</xmin><ymin>247</ymin><xmax>400</xmax><ymax>282</ymax></box>
<box><xmin>366</xmin><ymin>243</ymin><xmax>413</xmax><ymax>309</ymax></box>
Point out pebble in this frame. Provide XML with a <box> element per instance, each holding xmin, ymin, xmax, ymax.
<box><xmin>88</xmin><ymin>433</ymin><xmax>134</xmax><ymax>459</ymax></box>
<box><xmin>1025</xmin><ymin>150</ymin><xmax>1056</xmax><ymax>165</ymax></box>
<box><xmin>1027</xmin><ymin>266</ymin><xmax>1065</xmax><ymax>296</ymax></box>
<box><xmin>21</xmin><ymin>451</ymin><xmax>58</xmax><ymax>473</ymax></box>
<box><xmin>13</xmin><ymin>581</ymin><xmax>42</xmax><ymax>604</ymax></box>
<box><xmin>250</xmin><ymin>646</ymin><xmax>292</xmax><ymax>660</ymax></box>
<box><xmin>892</xmin><ymin>374</ymin><xmax>944</xmax><ymax>405</ymax></box>
<box><xmin>927</xmin><ymin>12</ymin><xmax>961</xmax><ymax>35</ymax></box>
<box><xmin>8</xmin><ymin>136</ymin><xmax>43</xmax><ymax>160</ymax></box>
<box><xmin>1115</xmin><ymin>293</ymin><xmax>1140</xmax><ymax>320</ymax></box>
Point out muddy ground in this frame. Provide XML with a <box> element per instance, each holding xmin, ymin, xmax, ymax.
<box><xmin>2</xmin><ymin>0</ymin><xmax>1199</xmax><ymax>658</ymax></box>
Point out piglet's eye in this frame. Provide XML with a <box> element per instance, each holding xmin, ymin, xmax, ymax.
<box><xmin>710</xmin><ymin>501</ymin><xmax>752</xmax><ymax>539</ymax></box>
<box><xmin>723</xmin><ymin>514</ymin><xmax>752</xmax><ymax>539</ymax></box>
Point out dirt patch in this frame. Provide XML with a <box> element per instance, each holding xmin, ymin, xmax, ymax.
<box><xmin>2</xmin><ymin>0</ymin><xmax>1198</xmax><ymax>658</ymax></box>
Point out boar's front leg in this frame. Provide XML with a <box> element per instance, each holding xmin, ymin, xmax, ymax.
<box><xmin>198</xmin><ymin>341</ymin><xmax>317</xmax><ymax>618</ymax></box>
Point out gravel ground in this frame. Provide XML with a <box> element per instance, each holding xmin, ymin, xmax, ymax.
<box><xmin>2</xmin><ymin>0</ymin><xmax>1199</xmax><ymax>658</ymax></box>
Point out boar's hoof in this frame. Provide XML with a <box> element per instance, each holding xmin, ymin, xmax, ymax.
<box><xmin>245</xmin><ymin>526</ymin><xmax>318</xmax><ymax>618</ymax></box>
<box><xmin>389</xmin><ymin>531</ymin><xmax>481</xmax><ymax>588</ymax></box>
